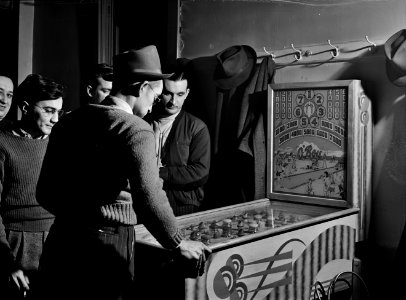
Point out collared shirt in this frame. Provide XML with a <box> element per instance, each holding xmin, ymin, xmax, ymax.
<box><xmin>153</xmin><ymin>111</ymin><xmax>180</xmax><ymax>164</ymax></box>
<box><xmin>11</xmin><ymin>124</ymin><xmax>48</xmax><ymax>140</ymax></box>
<box><xmin>103</xmin><ymin>95</ymin><xmax>133</xmax><ymax>115</ymax></box>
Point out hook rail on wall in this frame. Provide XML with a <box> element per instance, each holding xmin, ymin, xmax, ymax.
<box><xmin>264</xmin><ymin>43</ymin><xmax>303</xmax><ymax>61</ymax></box>
<box><xmin>340</xmin><ymin>36</ymin><xmax>377</xmax><ymax>54</ymax></box>
<box><xmin>263</xmin><ymin>46</ymin><xmax>294</xmax><ymax>61</ymax></box>
<box><xmin>302</xmin><ymin>39</ymin><xmax>340</xmax><ymax>59</ymax></box>
<box><xmin>261</xmin><ymin>35</ymin><xmax>378</xmax><ymax>65</ymax></box>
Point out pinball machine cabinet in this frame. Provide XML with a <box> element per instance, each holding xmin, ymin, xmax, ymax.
<box><xmin>134</xmin><ymin>80</ymin><xmax>372</xmax><ymax>300</ymax></box>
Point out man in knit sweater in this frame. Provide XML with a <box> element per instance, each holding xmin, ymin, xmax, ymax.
<box><xmin>34</xmin><ymin>45</ymin><xmax>211</xmax><ymax>300</ymax></box>
<box><xmin>146</xmin><ymin>60</ymin><xmax>211</xmax><ymax>216</ymax></box>
<box><xmin>0</xmin><ymin>74</ymin><xmax>65</xmax><ymax>299</ymax></box>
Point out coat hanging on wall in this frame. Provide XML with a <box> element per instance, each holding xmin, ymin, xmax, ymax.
<box><xmin>237</xmin><ymin>56</ymin><xmax>276</xmax><ymax>200</ymax></box>
<box><xmin>184</xmin><ymin>45</ymin><xmax>276</xmax><ymax>209</ymax></box>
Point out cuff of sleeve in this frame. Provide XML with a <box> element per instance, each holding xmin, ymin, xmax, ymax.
<box><xmin>169</xmin><ymin>229</ymin><xmax>184</xmax><ymax>250</ymax></box>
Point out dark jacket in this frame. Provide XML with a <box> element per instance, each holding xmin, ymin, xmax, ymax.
<box><xmin>158</xmin><ymin>110</ymin><xmax>211</xmax><ymax>212</ymax></box>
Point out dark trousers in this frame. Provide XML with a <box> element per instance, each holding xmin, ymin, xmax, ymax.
<box><xmin>33</xmin><ymin>221</ymin><xmax>136</xmax><ymax>300</ymax></box>
<box><xmin>0</xmin><ymin>230</ymin><xmax>49</xmax><ymax>300</ymax></box>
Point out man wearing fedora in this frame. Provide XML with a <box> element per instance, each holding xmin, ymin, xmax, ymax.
<box><xmin>146</xmin><ymin>59</ymin><xmax>211</xmax><ymax>216</ymax></box>
<box><xmin>33</xmin><ymin>45</ymin><xmax>211</xmax><ymax>300</ymax></box>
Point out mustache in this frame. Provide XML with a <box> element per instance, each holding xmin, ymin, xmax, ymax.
<box><xmin>165</xmin><ymin>102</ymin><xmax>178</xmax><ymax>108</ymax></box>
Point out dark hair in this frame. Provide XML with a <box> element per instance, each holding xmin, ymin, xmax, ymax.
<box><xmin>87</xmin><ymin>63</ymin><xmax>113</xmax><ymax>87</ymax></box>
<box><xmin>15</xmin><ymin>74</ymin><xmax>66</xmax><ymax>107</ymax></box>
<box><xmin>167</xmin><ymin>58</ymin><xmax>191</xmax><ymax>82</ymax></box>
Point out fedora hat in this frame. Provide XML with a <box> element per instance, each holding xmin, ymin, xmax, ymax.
<box><xmin>103</xmin><ymin>45</ymin><xmax>172</xmax><ymax>86</ymax></box>
<box><xmin>385</xmin><ymin>29</ymin><xmax>406</xmax><ymax>87</ymax></box>
<box><xmin>214</xmin><ymin>45</ymin><xmax>257</xmax><ymax>89</ymax></box>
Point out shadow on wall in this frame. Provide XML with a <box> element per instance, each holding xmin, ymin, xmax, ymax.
<box><xmin>337</xmin><ymin>46</ymin><xmax>406</xmax><ymax>300</ymax></box>
<box><xmin>338</xmin><ymin>47</ymin><xmax>406</xmax><ymax>252</ymax></box>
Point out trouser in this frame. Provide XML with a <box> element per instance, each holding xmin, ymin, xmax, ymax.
<box><xmin>33</xmin><ymin>221</ymin><xmax>136</xmax><ymax>300</ymax></box>
<box><xmin>1</xmin><ymin>230</ymin><xmax>49</xmax><ymax>300</ymax></box>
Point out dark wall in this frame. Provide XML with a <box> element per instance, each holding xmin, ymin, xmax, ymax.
<box><xmin>31</xmin><ymin>0</ymin><xmax>174</xmax><ymax>111</ymax></box>
<box><xmin>33</xmin><ymin>0</ymin><xmax>98</xmax><ymax>111</ymax></box>
<box><xmin>115</xmin><ymin>1</ymin><xmax>173</xmax><ymax>71</ymax></box>
<box><xmin>179</xmin><ymin>0</ymin><xmax>406</xmax><ymax>59</ymax></box>
<box><xmin>0</xmin><ymin>0</ymin><xmax>19</xmax><ymax>120</ymax></box>
<box><xmin>0</xmin><ymin>1</ymin><xmax>18</xmax><ymax>78</ymax></box>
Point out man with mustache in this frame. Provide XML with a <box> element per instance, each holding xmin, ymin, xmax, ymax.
<box><xmin>147</xmin><ymin>60</ymin><xmax>211</xmax><ymax>216</ymax></box>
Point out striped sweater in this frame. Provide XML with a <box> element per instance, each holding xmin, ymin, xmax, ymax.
<box><xmin>0</xmin><ymin>131</ymin><xmax>55</xmax><ymax>270</ymax></box>
<box><xmin>0</xmin><ymin>132</ymin><xmax>54</xmax><ymax>231</ymax></box>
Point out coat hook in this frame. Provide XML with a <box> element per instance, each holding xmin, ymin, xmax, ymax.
<box><xmin>327</xmin><ymin>39</ymin><xmax>339</xmax><ymax>58</ymax></box>
<box><xmin>291</xmin><ymin>43</ymin><xmax>302</xmax><ymax>61</ymax></box>
<box><xmin>365</xmin><ymin>35</ymin><xmax>376</xmax><ymax>50</ymax></box>
<box><xmin>263</xmin><ymin>47</ymin><xmax>275</xmax><ymax>60</ymax></box>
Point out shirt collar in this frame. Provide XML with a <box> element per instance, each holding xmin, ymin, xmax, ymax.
<box><xmin>104</xmin><ymin>96</ymin><xmax>133</xmax><ymax>115</ymax></box>
<box><xmin>157</xmin><ymin>110</ymin><xmax>181</xmax><ymax>127</ymax></box>
<box><xmin>11</xmin><ymin>125</ymin><xmax>48</xmax><ymax>139</ymax></box>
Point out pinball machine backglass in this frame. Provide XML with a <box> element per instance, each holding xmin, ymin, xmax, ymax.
<box><xmin>268</xmin><ymin>80</ymin><xmax>371</xmax><ymax>213</ymax></box>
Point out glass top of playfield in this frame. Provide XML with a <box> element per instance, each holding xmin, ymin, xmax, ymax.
<box><xmin>179</xmin><ymin>201</ymin><xmax>329</xmax><ymax>247</ymax></box>
<box><xmin>135</xmin><ymin>199</ymin><xmax>353</xmax><ymax>250</ymax></box>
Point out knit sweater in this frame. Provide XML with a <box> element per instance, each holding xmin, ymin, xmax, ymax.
<box><xmin>157</xmin><ymin>110</ymin><xmax>211</xmax><ymax>209</ymax></box>
<box><xmin>0</xmin><ymin>131</ymin><xmax>55</xmax><ymax>270</ymax></box>
<box><xmin>0</xmin><ymin>131</ymin><xmax>54</xmax><ymax>230</ymax></box>
<box><xmin>36</xmin><ymin>102</ymin><xmax>183</xmax><ymax>249</ymax></box>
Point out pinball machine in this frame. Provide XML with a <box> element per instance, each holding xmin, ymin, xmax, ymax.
<box><xmin>134</xmin><ymin>80</ymin><xmax>372</xmax><ymax>300</ymax></box>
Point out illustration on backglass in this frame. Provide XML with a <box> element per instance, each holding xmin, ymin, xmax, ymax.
<box><xmin>272</xmin><ymin>88</ymin><xmax>347</xmax><ymax>200</ymax></box>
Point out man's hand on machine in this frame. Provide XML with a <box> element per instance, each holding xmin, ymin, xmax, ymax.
<box><xmin>177</xmin><ymin>239</ymin><xmax>211</xmax><ymax>260</ymax></box>
<box><xmin>175</xmin><ymin>240</ymin><xmax>212</xmax><ymax>277</ymax></box>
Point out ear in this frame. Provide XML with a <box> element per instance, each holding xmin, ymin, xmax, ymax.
<box><xmin>131</xmin><ymin>81</ymin><xmax>148</xmax><ymax>98</ymax></box>
<box><xmin>140</xmin><ymin>81</ymin><xmax>149</xmax><ymax>93</ymax></box>
<box><xmin>185</xmin><ymin>88</ymin><xmax>190</xmax><ymax>99</ymax></box>
<box><xmin>20</xmin><ymin>101</ymin><xmax>30</xmax><ymax>115</ymax></box>
<box><xmin>86</xmin><ymin>85</ymin><xmax>94</xmax><ymax>97</ymax></box>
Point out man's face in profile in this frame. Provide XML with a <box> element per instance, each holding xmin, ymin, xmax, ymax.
<box><xmin>87</xmin><ymin>77</ymin><xmax>112</xmax><ymax>104</ymax></box>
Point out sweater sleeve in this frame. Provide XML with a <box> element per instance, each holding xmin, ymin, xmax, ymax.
<box><xmin>126</xmin><ymin>129</ymin><xmax>183</xmax><ymax>249</ymax></box>
<box><xmin>0</xmin><ymin>150</ymin><xmax>17</xmax><ymax>274</ymax></box>
<box><xmin>160</xmin><ymin>125</ymin><xmax>211</xmax><ymax>189</ymax></box>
